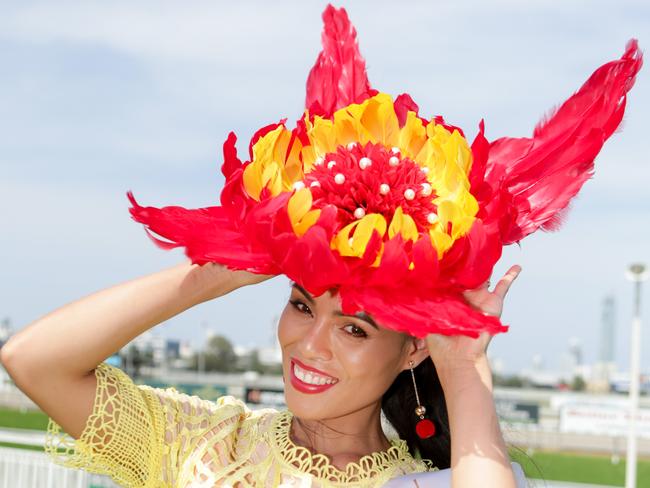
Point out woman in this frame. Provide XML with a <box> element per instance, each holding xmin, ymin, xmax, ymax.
<box><xmin>2</xmin><ymin>4</ymin><xmax>640</xmax><ymax>487</ymax></box>
<box><xmin>2</xmin><ymin>260</ymin><xmax>520</xmax><ymax>487</ymax></box>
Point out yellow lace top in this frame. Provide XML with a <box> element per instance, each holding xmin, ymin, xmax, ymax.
<box><xmin>45</xmin><ymin>363</ymin><xmax>435</xmax><ymax>487</ymax></box>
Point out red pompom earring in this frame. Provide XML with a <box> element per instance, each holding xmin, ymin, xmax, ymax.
<box><xmin>409</xmin><ymin>360</ymin><xmax>436</xmax><ymax>439</ymax></box>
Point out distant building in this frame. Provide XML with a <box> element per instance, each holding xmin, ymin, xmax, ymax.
<box><xmin>591</xmin><ymin>296</ymin><xmax>617</xmax><ymax>392</ymax></box>
<box><xmin>122</xmin><ymin>332</ymin><xmax>182</xmax><ymax>368</ymax></box>
<box><xmin>599</xmin><ymin>295</ymin><xmax>616</xmax><ymax>364</ymax></box>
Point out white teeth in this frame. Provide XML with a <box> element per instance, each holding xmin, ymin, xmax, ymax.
<box><xmin>293</xmin><ymin>363</ymin><xmax>337</xmax><ymax>386</ymax></box>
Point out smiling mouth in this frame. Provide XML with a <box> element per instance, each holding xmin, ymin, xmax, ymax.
<box><xmin>290</xmin><ymin>358</ymin><xmax>339</xmax><ymax>393</ymax></box>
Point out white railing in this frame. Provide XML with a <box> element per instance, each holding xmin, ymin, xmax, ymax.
<box><xmin>0</xmin><ymin>447</ymin><xmax>118</xmax><ymax>488</ymax></box>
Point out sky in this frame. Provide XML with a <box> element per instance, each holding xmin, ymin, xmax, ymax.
<box><xmin>1</xmin><ymin>0</ymin><xmax>649</xmax><ymax>375</ymax></box>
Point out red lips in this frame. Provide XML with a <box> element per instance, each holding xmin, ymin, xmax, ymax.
<box><xmin>289</xmin><ymin>358</ymin><xmax>338</xmax><ymax>394</ymax></box>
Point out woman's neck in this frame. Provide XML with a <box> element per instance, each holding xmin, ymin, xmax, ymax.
<box><xmin>289</xmin><ymin>401</ymin><xmax>391</xmax><ymax>470</ymax></box>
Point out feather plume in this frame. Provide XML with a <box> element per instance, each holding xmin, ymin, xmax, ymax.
<box><xmin>486</xmin><ymin>40</ymin><xmax>642</xmax><ymax>244</ymax></box>
<box><xmin>305</xmin><ymin>4</ymin><xmax>376</xmax><ymax>118</ymax></box>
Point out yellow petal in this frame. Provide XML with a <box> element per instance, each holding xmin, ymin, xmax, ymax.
<box><xmin>360</xmin><ymin>93</ymin><xmax>399</xmax><ymax>146</ymax></box>
<box><xmin>308</xmin><ymin>115</ymin><xmax>338</xmax><ymax>158</ymax></box>
<box><xmin>332</xmin><ymin>213</ymin><xmax>386</xmax><ymax>257</ymax></box>
<box><xmin>388</xmin><ymin>207</ymin><xmax>404</xmax><ymax>239</ymax></box>
<box><xmin>332</xmin><ymin>221</ymin><xmax>358</xmax><ymax>256</ymax></box>
<box><xmin>398</xmin><ymin>111</ymin><xmax>427</xmax><ymax>159</ymax></box>
<box><xmin>261</xmin><ymin>162</ymin><xmax>283</xmax><ymax>197</ymax></box>
<box><xmin>400</xmin><ymin>213</ymin><xmax>419</xmax><ymax>242</ymax></box>
<box><xmin>351</xmin><ymin>213</ymin><xmax>387</xmax><ymax>255</ymax></box>
<box><xmin>429</xmin><ymin>229</ymin><xmax>453</xmax><ymax>258</ymax></box>
<box><xmin>293</xmin><ymin>209</ymin><xmax>322</xmax><ymax>237</ymax></box>
<box><xmin>242</xmin><ymin>162</ymin><xmax>263</xmax><ymax>200</ymax></box>
<box><xmin>388</xmin><ymin>207</ymin><xmax>418</xmax><ymax>242</ymax></box>
<box><xmin>288</xmin><ymin>188</ymin><xmax>313</xmax><ymax>224</ymax></box>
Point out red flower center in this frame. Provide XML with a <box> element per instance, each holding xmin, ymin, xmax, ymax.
<box><xmin>305</xmin><ymin>143</ymin><xmax>438</xmax><ymax>232</ymax></box>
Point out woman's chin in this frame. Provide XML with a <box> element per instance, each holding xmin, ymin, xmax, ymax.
<box><xmin>284</xmin><ymin>386</ymin><xmax>338</xmax><ymax>419</ymax></box>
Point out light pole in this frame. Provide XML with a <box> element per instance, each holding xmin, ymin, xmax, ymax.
<box><xmin>625</xmin><ymin>263</ymin><xmax>648</xmax><ymax>488</ymax></box>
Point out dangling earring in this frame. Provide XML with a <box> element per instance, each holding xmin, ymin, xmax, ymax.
<box><xmin>409</xmin><ymin>360</ymin><xmax>436</xmax><ymax>439</ymax></box>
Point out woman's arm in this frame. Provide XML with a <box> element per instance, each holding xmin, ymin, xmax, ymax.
<box><xmin>0</xmin><ymin>261</ymin><xmax>268</xmax><ymax>439</ymax></box>
<box><xmin>426</xmin><ymin>265</ymin><xmax>521</xmax><ymax>488</ymax></box>
<box><xmin>436</xmin><ymin>356</ymin><xmax>515</xmax><ymax>487</ymax></box>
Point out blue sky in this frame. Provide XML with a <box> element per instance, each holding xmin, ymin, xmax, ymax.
<box><xmin>1</xmin><ymin>0</ymin><xmax>649</xmax><ymax>374</ymax></box>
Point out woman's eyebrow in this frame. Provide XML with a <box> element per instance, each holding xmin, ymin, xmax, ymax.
<box><xmin>291</xmin><ymin>283</ymin><xmax>379</xmax><ymax>329</ymax></box>
<box><xmin>291</xmin><ymin>283</ymin><xmax>315</xmax><ymax>305</ymax></box>
<box><xmin>334</xmin><ymin>311</ymin><xmax>379</xmax><ymax>330</ymax></box>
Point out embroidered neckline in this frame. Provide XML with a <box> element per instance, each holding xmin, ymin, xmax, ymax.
<box><xmin>269</xmin><ymin>410</ymin><xmax>429</xmax><ymax>483</ymax></box>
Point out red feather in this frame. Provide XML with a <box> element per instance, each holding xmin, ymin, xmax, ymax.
<box><xmin>305</xmin><ymin>4</ymin><xmax>376</xmax><ymax>118</ymax></box>
<box><xmin>486</xmin><ymin>40</ymin><xmax>642</xmax><ymax>244</ymax></box>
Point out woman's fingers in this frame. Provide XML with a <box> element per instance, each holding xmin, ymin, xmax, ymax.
<box><xmin>492</xmin><ymin>265</ymin><xmax>522</xmax><ymax>299</ymax></box>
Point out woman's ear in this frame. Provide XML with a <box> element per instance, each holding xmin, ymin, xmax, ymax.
<box><xmin>402</xmin><ymin>337</ymin><xmax>429</xmax><ymax>370</ymax></box>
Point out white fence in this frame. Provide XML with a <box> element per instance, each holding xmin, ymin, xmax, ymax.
<box><xmin>0</xmin><ymin>447</ymin><xmax>118</xmax><ymax>488</ymax></box>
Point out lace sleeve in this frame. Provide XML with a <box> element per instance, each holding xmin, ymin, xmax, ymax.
<box><xmin>45</xmin><ymin>363</ymin><xmax>249</xmax><ymax>488</ymax></box>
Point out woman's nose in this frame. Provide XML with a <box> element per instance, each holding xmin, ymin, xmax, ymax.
<box><xmin>299</xmin><ymin>318</ymin><xmax>333</xmax><ymax>361</ymax></box>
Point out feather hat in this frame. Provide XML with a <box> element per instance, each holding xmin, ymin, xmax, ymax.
<box><xmin>128</xmin><ymin>5</ymin><xmax>642</xmax><ymax>338</ymax></box>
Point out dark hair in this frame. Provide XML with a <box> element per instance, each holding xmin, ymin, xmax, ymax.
<box><xmin>382</xmin><ymin>356</ymin><xmax>451</xmax><ymax>468</ymax></box>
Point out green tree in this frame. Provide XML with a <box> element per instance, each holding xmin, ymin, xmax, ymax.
<box><xmin>190</xmin><ymin>334</ymin><xmax>238</xmax><ymax>372</ymax></box>
<box><xmin>571</xmin><ymin>375</ymin><xmax>586</xmax><ymax>391</ymax></box>
<box><xmin>247</xmin><ymin>350</ymin><xmax>265</xmax><ymax>374</ymax></box>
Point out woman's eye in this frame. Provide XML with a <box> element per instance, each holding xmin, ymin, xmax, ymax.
<box><xmin>343</xmin><ymin>324</ymin><xmax>367</xmax><ymax>338</ymax></box>
<box><xmin>290</xmin><ymin>299</ymin><xmax>312</xmax><ymax>316</ymax></box>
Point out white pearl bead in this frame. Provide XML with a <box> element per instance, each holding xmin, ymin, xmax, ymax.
<box><xmin>347</xmin><ymin>142</ymin><xmax>357</xmax><ymax>150</ymax></box>
<box><xmin>359</xmin><ymin>157</ymin><xmax>372</xmax><ymax>169</ymax></box>
<box><xmin>404</xmin><ymin>188</ymin><xmax>415</xmax><ymax>200</ymax></box>
<box><xmin>421</xmin><ymin>166</ymin><xmax>429</xmax><ymax>174</ymax></box>
<box><xmin>310</xmin><ymin>181</ymin><xmax>321</xmax><ymax>188</ymax></box>
<box><xmin>292</xmin><ymin>181</ymin><xmax>305</xmax><ymax>191</ymax></box>
<box><xmin>315</xmin><ymin>157</ymin><xmax>324</xmax><ymax>166</ymax></box>
<box><xmin>420</xmin><ymin>183</ymin><xmax>432</xmax><ymax>196</ymax></box>
<box><xmin>379</xmin><ymin>183</ymin><xmax>390</xmax><ymax>195</ymax></box>
<box><xmin>389</xmin><ymin>156</ymin><xmax>400</xmax><ymax>167</ymax></box>
<box><xmin>334</xmin><ymin>173</ymin><xmax>346</xmax><ymax>184</ymax></box>
<box><xmin>391</xmin><ymin>147</ymin><xmax>400</xmax><ymax>154</ymax></box>
<box><xmin>427</xmin><ymin>213</ymin><xmax>438</xmax><ymax>224</ymax></box>
<box><xmin>354</xmin><ymin>207</ymin><xmax>366</xmax><ymax>219</ymax></box>
<box><xmin>327</xmin><ymin>160</ymin><xmax>337</xmax><ymax>169</ymax></box>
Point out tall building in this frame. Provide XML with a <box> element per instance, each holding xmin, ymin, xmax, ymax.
<box><xmin>599</xmin><ymin>295</ymin><xmax>616</xmax><ymax>364</ymax></box>
<box><xmin>591</xmin><ymin>295</ymin><xmax>617</xmax><ymax>391</ymax></box>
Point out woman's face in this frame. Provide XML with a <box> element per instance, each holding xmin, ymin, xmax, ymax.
<box><xmin>278</xmin><ymin>283</ymin><xmax>420</xmax><ymax>421</ymax></box>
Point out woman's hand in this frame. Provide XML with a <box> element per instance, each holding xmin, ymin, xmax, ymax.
<box><xmin>189</xmin><ymin>262</ymin><xmax>275</xmax><ymax>303</ymax></box>
<box><xmin>425</xmin><ymin>265</ymin><xmax>521</xmax><ymax>368</ymax></box>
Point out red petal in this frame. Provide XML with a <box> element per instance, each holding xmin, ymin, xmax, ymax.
<box><xmin>221</xmin><ymin>132</ymin><xmax>242</xmax><ymax>178</ymax></box>
<box><xmin>305</xmin><ymin>5</ymin><xmax>375</xmax><ymax>118</ymax></box>
<box><xmin>394</xmin><ymin>93</ymin><xmax>420</xmax><ymax>127</ymax></box>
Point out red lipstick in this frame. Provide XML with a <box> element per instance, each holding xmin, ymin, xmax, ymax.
<box><xmin>289</xmin><ymin>358</ymin><xmax>338</xmax><ymax>394</ymax></box>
